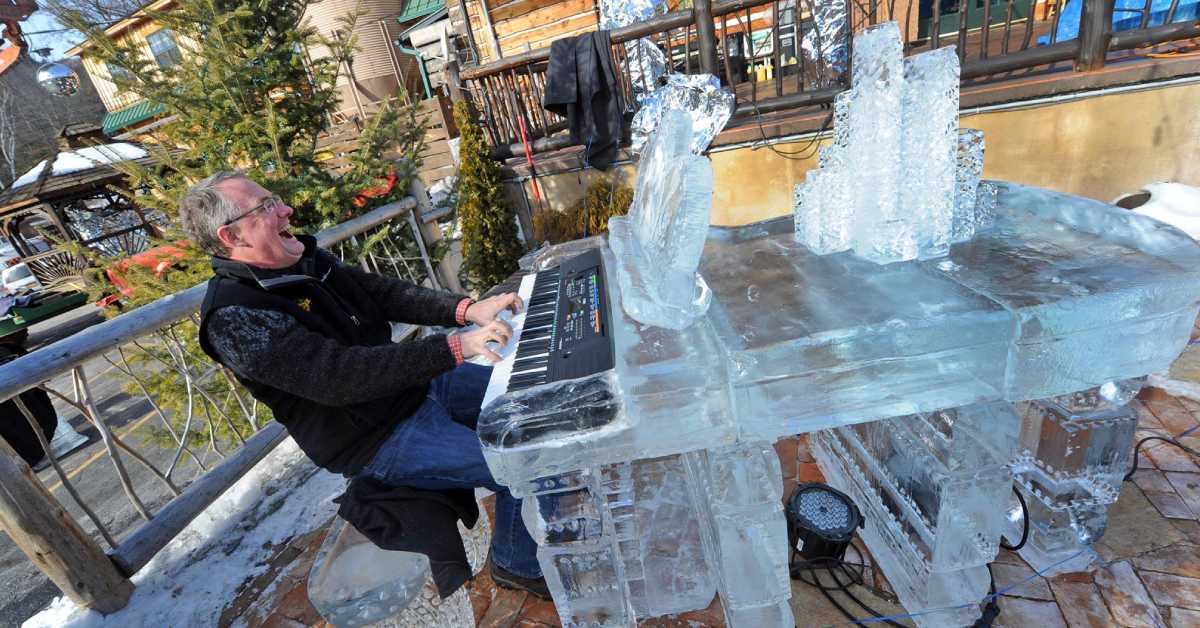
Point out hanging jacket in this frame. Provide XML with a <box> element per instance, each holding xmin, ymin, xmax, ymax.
<box><xmin>543</xmin><ymin>30</ymin><xmax>624</xmax><ymax>169</ymax></box>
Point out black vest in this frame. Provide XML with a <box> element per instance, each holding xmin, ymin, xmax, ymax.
<box><xmin>198</xmin><ymin>237</ymin><xmax>420</xmax><ymax>475</ymax></box>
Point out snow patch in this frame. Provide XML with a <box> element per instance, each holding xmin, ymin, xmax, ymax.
<box><xmin>23</xmin><ymin>438</ymin><xmax>347</xmax><ymax>628</ymax></box>
<box><xmin>9</xmin><ymin>143</ymin><xmax>149</xmax><ymax>191</ymax></box>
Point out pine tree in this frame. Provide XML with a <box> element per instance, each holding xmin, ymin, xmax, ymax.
<box><xmin>52</xmin><ymin>0</ymin><xmax>430</xmax><ymax>453</ymax></box>
<box><xmin>453</xmin><ymin>101</ymin><xmax>523</xmax><ymax>291</ymax></box>
<box><xmin>55</xmin><ymin>0</ymin><xmax>426</xmax><ymax>229</ymax></box>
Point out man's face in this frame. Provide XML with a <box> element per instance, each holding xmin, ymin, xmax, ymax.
<box><xmin>214</xmin><ymin>177</ymin><xmax>304</xmax><ymax>269</ymax></box>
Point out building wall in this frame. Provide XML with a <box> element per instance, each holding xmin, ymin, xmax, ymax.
<box><xmin>80</xmin><ymin>19</ymin><xmax>195</xmax><ymax>112</ymax></box>
<box><xmin>304</xmin><ymin>0</ymin><xmax>411</xmax><ymax>116</ymax></box>
<box><xmin>505</xmin><ymin>79</ymin><xmax>1200</xmax><ymax>227</ymax></box>
<box><xmin>450</xmin><ymin>0</ymin><xmax>600</xmax><ymax>65</ymax></box>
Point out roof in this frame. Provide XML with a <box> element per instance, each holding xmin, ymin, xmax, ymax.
<box><xmin>65</xmin><ymin>0</ymin><xmax>177</xmax><ymax>57</ymax></box>
<box><xmin>397</xmin><ymin>0</ymin><xmax>445</xmax><ymax>24</ymax></box>
<box><xmin>102</xmin><ymin>100</ymin><xmax>167</xmax><ymax>136</ymax></box>
<box><xmin>0</xmin><ymin>143</ymin><xmax>162</xmax><ymax>214</ymax></box>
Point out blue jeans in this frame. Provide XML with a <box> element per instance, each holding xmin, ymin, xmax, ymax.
<box><xmin>359</xmin><ymin>363</ymin><xmax>542</xmax><ymax>579</ymax></box>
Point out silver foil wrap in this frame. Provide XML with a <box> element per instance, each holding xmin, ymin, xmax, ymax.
<box><xmin>800</xmin><ymin>0</ymin><xmax>850</xmax><ymax>81</ymax></box>
<box><xmin>599</xmin><ymin>0</ymin><xmax>668</xmax><ymax>29</ymax></box>
<box><xmin>630</xmin><ymin>73</ymin><xmax>736</xmax><ymax>155</ymax></box>
<box><xmin>624</xmin><ymin>38</ymin><xmax>668</xmax><ymax>104</ymax></box>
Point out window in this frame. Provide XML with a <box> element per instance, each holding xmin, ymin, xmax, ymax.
<box><xmin>146</xmin><ymin>29</ymin><xmax>183</xmax><ymax>68</ymax></box>
<box><xmin>106</xmin><ymin>61</ymin><xmax>134</xmax><ymax>84</ymax></box>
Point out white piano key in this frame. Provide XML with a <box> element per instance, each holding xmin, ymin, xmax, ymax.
<box><xmin>483</xmin><ymin>273</ymin><xmax>539</xmax><ymax>409</ymax></box>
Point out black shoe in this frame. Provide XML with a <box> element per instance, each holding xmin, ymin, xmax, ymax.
<box><xmin>490</xmin><ymin>562</ymin><xmax>552</xmax><ymax>601</ymax></box>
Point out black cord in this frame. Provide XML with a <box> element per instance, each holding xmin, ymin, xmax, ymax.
<box><xmin>1125</xmin><ymin>435</ymin><xmax>1200</xmax><ymax>481</ymax></box>
<box><xmin>749</xmin><ymin>99</ymin><xmax>836</xmax><ymax>161</ymax></box>
<box><xmin>789</xmin><ymin>545</ymin><xmax>909</xmax><ymax>627</ymax></box>
<box><xmin>999</xmin><ymin>486</ymin><xmax>1028</xmax><ymax>552</ymax></box>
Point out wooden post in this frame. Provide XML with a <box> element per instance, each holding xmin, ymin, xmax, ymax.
<box><xmin>445</xmin><ymin>59</ymin><xmax>466</xmax><ymax>105</ymax></box>
<box><xmin>694</xmin><ymin>0</ymin><xmax>719</xmax><ymax>76</ymax></box>
<box><xmin>408</xmin><ymin>177</ymin><xmax>465</xmax><ymax>294</ymax></box>
<box><xmin>0</xmin><ymin>419</ymin><xmax>133</xmax><ymax>614</ymax></box>
<box><xmin>478</xmin><ymin>0</ymin><xmax>503</xmax><ymax>61</ymax></box>
<box><xmin>1076</xmin><ymin>0</ymin><xmax>1115</xmax><ymax>71</ymax></box>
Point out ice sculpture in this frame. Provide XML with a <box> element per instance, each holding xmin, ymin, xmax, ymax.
<box><xmin>812</xmin><ymin>402</ymin><xmax>1021</xmax><ymax>628</ymax></box>
<box><xmin>307</xmin><ymin>510</ymin><xmax>490</xmax><ymax>627</ymax></box>
<box><xmin>523</xmin><ymin>456</ymin><xmax>717</xmax><ymax>626</ymax></box>
<box><xmin>629</xmin><ymin>74</ymin><xmax>736</xmax><ymax>155</ymax></box>
<box><xmin>474</xmin><ymin>21</ymin><xmax>1200</xmax><ymax>625</ymax></box>
<box><xmin>794</xmin><ymin>23</ymin><xmax>988</xmax><ymax>264</ymax></box>
<box><xmin>684</xmin><ymin>443</ymin><xmax>793</xmax><ymax>627</ymax></box>
<box><xmin>608</xmin><ymin>110</ymin><xmax>715</xmax><ymax>329</ymax></box>
<box><xmin>1006</xmin><ymin>381</ymin><xmax>1142</xmax><ymax>574</ymax></box>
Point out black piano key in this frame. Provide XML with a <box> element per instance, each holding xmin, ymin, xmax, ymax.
<box><xmin>516</xmin><ymin>339</ymin><xmax>550</xmax><ymax>353</ymax></box>
<box><xmin>524</xmin><ymin>314</ymin><xmax>554</xmax><ymax>328</ymax></box>
<box><xmin>512</xmin><ymin>359</ymin><xmax>549</xmax><ymax>373</ymax></box>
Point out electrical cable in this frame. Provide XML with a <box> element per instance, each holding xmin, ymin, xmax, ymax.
<box><xmin>789</xmin><ymin>543</ymin><xmax>909</xmax><ymax>627</ymax></box>
<box><xmin>999</xmin><ymin>486</ymin><xmax>1028</xmax><ymax>552</ymax></box>
<box><xmin>1125</xmin><ymin>434</ymin><xmax>1200</xmax><ymax>481</ymax></box>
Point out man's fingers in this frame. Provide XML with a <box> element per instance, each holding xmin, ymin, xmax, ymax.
<box><xmin>508</xmin><ymin>293</ymin><xmax>524</xmax><ymax>313</ymax></box>
<box><xmin>492</xmin><ymin>319</ymin><xmax>513</xmax><ymax>337</ymax></box>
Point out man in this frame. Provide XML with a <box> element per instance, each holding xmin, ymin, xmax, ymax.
<box><xmin>181</xmin><ymin>171</ymin><xmax>546</xmax><ymax>597</ymax></box>
<box><xmin>0</xmin><ymin>344</ymin><xmax>59</xmax><ymax>467</ymax></box>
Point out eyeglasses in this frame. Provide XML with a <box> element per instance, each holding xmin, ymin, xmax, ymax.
<box><xmin>221</xmin><ymin>195</ymin><xmax>285</xmax><ymax>227</ymax></box>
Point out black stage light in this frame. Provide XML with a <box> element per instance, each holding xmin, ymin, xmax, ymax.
<box><xmin>786</xmin><ymin>482</ymin><xmax>863</xmax><ymax>562</ymax></box>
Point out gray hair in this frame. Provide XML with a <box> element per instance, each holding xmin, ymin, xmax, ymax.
<box><xmin>179</xmin><ymin>170</ymin><xmax>247</xmax><ymax>255</ymax></box>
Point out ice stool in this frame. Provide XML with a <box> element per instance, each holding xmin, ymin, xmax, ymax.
<box><xmin>307</xmin><ymin>498</ymin><xmax>491</xmax><ymax>627</ymax></box>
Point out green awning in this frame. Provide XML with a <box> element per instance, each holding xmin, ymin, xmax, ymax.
<box><xmin>397</xmin><ymin>0</ymin><xmax>445</xmax><ymax>23</ymax></box>
<box><xmin>102</xmin><ymin>101</ymin><xmax>166</xmax><ymax>136</ymax></box>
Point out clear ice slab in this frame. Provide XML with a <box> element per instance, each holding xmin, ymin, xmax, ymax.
<box><xmin>812</xmin><ymin>402</ymin><xmax>1021</xmax><ymax>628</ymax></box>
<box><xmin>307</xmin><ymin>512</ymin><xmax>489</xmax><ymax>627</ymax></box>
<box><xmin>703</xmin><ymin>181</ymin><xmax>1200</xmax><ymax>441</ymax></box>
<box><xmin>610</xmin><ymin>110</ymin><xmax>715</xmax><ymax>329</ymax></box>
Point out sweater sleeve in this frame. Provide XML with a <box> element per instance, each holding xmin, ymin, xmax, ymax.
<box><xmin>206</xmin><ymin>305</ymin><xmax>458</xmax><ymax>406</ymax></box>
<box><xmin>335</xmin><ymin>260</ymin><xmax>466</xmax><ymax>327</ymax></box>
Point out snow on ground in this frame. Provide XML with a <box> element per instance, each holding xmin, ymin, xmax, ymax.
<box><xmin>23</xmin><ymin>438</ymin><xmax>348</xmax><ymax>628</ymax></box>
<box><xmin>9</xmin><ymin>143</ymin><xmax>149</xmax><ymax>190</ymax></box>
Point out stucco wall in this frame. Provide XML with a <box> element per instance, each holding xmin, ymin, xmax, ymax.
<box><xmin>508</xmin><ymin>79</ymin><xmax>1200</xmax><ymax>228</ymax></box>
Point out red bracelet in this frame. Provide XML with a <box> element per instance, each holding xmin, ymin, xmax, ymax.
<box><xmin>447</xmin><ymin>334</ymin><xmax>465</xmax><ymax>365</ymax></box>
<box><xmin>455</xmin><ymin>298</ymin><xmax>474</xmax><ymax>326</ymax></box>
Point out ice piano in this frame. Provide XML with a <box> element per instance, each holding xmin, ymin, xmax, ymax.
<box><xmin>474</xmin><ymin>24</ymin><xmax>1200</xmax><ymax>628</ymax></box>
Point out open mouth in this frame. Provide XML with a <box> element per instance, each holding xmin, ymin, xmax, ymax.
<box><xmin>279</xmin><ymin>229</ymin><xmax>294</xmax><ymax>239</ymax></box>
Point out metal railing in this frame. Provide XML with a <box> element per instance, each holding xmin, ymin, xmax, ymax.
<box><xmin>449</xmin><ymin>0</ymin><xmax>1200</xmax><ymax>157</ymax></box>
<box><xmin>0</xmin><ymin>189</ymin><xmax>444</xmax><ymax>614</ymax></box>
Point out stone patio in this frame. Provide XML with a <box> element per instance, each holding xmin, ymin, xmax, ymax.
<box><xmin>216</xmin><ymin>382</ymin><xmax>1200</xmax><ymax>628</ymax></box>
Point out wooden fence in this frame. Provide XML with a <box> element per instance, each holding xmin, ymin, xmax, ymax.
<box><xmin>443</xmin><ymin>0</ymin><xmax>1200</xmax><ymax>158</ymax></box>
<box><xmin>315</xmin><ymin>92</ymin><xmax>460</xmax><ymax>186</ymax></box>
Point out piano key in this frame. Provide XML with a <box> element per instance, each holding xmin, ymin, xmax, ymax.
<box><xmin>512</xmin><ymin>360</ymin><xmax>549</xmax><ymax>374</ymax></box>
<box><xmin>482</xmin><ymin>272</ymin><xmax>538</xmax><ymax>408</ymax></box>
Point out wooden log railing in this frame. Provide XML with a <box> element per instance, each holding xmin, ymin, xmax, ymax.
<box><xmin>451</xmin><ymin>0</ymin><xmax>1200</xmax><ymax>159</ymax></box>
<box><xmin>0</xmin><ymin>184</ymin><xmax>447</xmax><ymax>615</ymax></box>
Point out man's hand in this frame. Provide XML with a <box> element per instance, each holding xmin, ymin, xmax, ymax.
<box><xmin>459</xmin><ymin>319</ymin><xmax>514</xmax><ymax>363</ymax></box>
<box><xmin>465</xmin><ymin>293</ymin><xmax>524</xmax><ymax>326</ymax></box>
